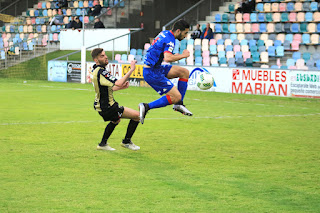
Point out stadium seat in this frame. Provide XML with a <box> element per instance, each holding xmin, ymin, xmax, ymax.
<box><xmin>276</xmin><ymin>46</ymin><xmax>284</xmax><ymax>57</ymax></box>
<box><xmin>303</xmin><ymin>2</ymin><xmax>310</xmax><ymax>11</ymax></box>
<box><xmin>236</xmin><ymin>24</ymin><xmax>243</xmax><ymax>33</ymax></box>
<box><xmin>229</xmin><ymin>24</ymin><xmax>236</xmax><ymax>33</ymax></box>
<box><xmin>306</xmin><ymin>59</ymin><xmax>315</xmax><ymax>70</ymax></box>
<box><xmin>229</xmin><ymin>4</ymin><xmax>235</xmax><ymax>12</ymax></box>
<box><xmin>234</xmin><ymin>45</ymin><xmax>241</xmax><ymax>53</ymax></box>
<box><xmin>252</xmin><ymin>52</ymin><xmax>260</xmax><ymax>62</ymax></box>
<box><xmin>302</xmin><ymin>34</ymin><xmax>310</xmax><ymax>44</ymax></box>
<box><xmin>235</xmin><ymin>51</ymin><xmax>243</xmax><ymax>60</ymax></box>
<box><xmin>219</xmin><ymin>57</ymin><xmax>227</xmax><ymax>66</ymax></box>
<box><xmin>264</xmin><ymin>3</ymin><xmax>271</xmax><ymax>12</ymax></box>
<box><xmin>308</xmin><ymin>23</ymin><xmax>316</xmax><ymax>33</ymax></box>
<box><xmin>121</xmin><ymin>54</ymin><xmax>128</xmax><ymax>62</ymax></box>
<box><xmin>268</xmin><ymin>46</ymin><xmax>276</xmax><ymax>57</ymax></box>
<box><xmin>291</xmin><ymin>40</ymin><xmax>300</xmax><ymax>51</ymax></box>
<box><xmin>316</xmin><ymin>60</ymin><xmax>320</xmax><ymax>70</ymax></box>
<box><xmin>260</xmin><ymin>23</ymin><xmax>266</xmax><ymax>32</ymax></box>
<box><xmin>236</xmin><ymin>13</ymin><xmax>242</xmax><ymax>22</ymax></box>
<box><xmin>296</xmin><ymin>59</ymin><xmax>307</xmax><ymax>70</ymax></box>
<box><xmin>310</xmin><ymin>2</ymin><xmax>318</xmax><ymax>11</ymax></box>
<box><xmin>256</xmin><ymin>3</ymin><xmax>264</xmax><ymax>12</ymax></box>
<box><xmin>272</xmin><ymin>3</ymin><xmax>279</xmax><ymax>12</ymax></box>
<box><xmin>303</xmin><ymin>52</ymin><xmax>311</xmax><ymax>62</ymax></box>
<box><xmin>274</xmin><ymin>40</ymin><xmax>282</xmax><ymax>47</ymax></box>
<box><xmin>311</xmin><ymin>34</ymin><xmax>319</xmax><ymax>44</ymax></box>
<box><xmin>273</xmin><ymin>13</ymin><xmax>281</xmax><ymax>22</ymax></box>
<box><xmin>236</xmin><ymin>58</ymin><xmax>244</xmax><ymax>67</ymax></box>
<box><xmin>243</xmin><ymin>13</ymin><xmax>250</xmax><ymax>22</ymax></box>
<box><xmin>300</xmin><ymin>23</ymin><xmax>307</xmax><ymax>33</ymax></box>
<box><xmin>252</xmin><ymin>24</ymin><xmax>259</xmax><ymax>33</ymax></box>
<box><xmin>210</xmin><ymin>44</ymin><xmax>217</xmax><ymax>55</ymax></box>
<box><xmin>279</xmin><ymin>3</ymin><xmax>286</xmax><ymax>12</ymax></box>
<box><xmin>250</xmin><ymin>13</ymin><xmax>257</xmax><ymax>22</ymax></box>
<box><xmin>245</xmin><ymin>58</ymin><xmax>253</xmax><ymax>67</ymax></box>
<box><xmin>258</xmin><ymin>13</ymin><xmax>265</xmax><ymax>22</ymax></box>
<box><xmin>243</xmin><ymin>51</ymin><xmax>251</xmax><ymax>61</ymax></box>
<box><xmin>228</xmin><ymin>58</ymin><xmax>236</xmax><ymax>67</ymax></box>
<box><xmin>287</xmin><ymin>3</ymin><xmax>294</xmax><ymax>12</ymax></box>
<box><xmin>211</xmin><ymin>56</ymin><xmax>219</xmax><ymax>66</ymax></box>
<box><xmin>267</xmin><ymin>23</ymin><xmax>275</xmax><ymax>33</ymax></box>
<box><xmin>218</xmin><ymin>50</ymin><xmax>226</xmax><ymax>59</ymax></box>
<box><xmin>291</xmin><ymin>23</ymin><xmax>299</xmax><ymax>33</ymax></box>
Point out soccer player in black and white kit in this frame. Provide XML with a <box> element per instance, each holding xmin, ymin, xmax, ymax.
<box><xmin>91</xmin><ymin>48</ymin><xmax>140</xmax><ymax>151</ymax></box>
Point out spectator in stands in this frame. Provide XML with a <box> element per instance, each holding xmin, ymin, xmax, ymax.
<box><xmin>191</xmin><ymin>24</ymin><xmax>202</xmax><ymax>40</ymax></box>
<box><xmin>200</xmin><ymin>23</ymin><xmax>213</xmax><ymax>39</ymax></box>
<box><xmin>66</xmin><ymin>17</ymin><xmax>76</xmax><ymax>29</ymax></box>
<box><xmin>235</xmin><ymin>0</ymin><xmax>256</xmax><ymax>14</ymax></box>
<box><xmin>73</xmin><ymin>17</ymin><xmax>83</xmax><ymax>29</ymax></box>
<box><xmin>49</xmin><ymin>14</ymin><xmax>65</xmax><ymax>26</ymax></box>
<box><xmin>88</xmin><ymin>1</ymin><xmax>102</xmax><ymax>16</ymax></box>
<box><xmin>57</xmin><ymin>0</ymin><xmax>68</xmax><ymax>9</ymax></box>
<box><xmin>94</xmin><ymin>17</ymin><xmax>105</xmax><ymax>28</ymax></box>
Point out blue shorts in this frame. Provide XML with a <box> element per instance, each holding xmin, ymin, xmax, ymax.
<box><xmin>143</xmin><ymin>65</ymin><xmax>173</xmax><ymax>95</ymax></box>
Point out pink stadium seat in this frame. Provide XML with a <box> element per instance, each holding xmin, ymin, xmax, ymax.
<box><xmin>272</xmin><ymin>3</ymin><xmax>279</xmax><ymax>12</ymax></box>
<box><xmin>252</xmin><ymin>23</ymin><xmax>259</xmax><ymax>32</ymax></box>
<box><xmin>279</xmin><ymin>3</ymin><xmax>286</xmax><ymax>12</ymax></box>
<box><xmin>293</xmin><ymin>34</ymin><xmax>302</xmax><ymax>43</ymax></box>
<box><xmin>243</xmin><ymin>13</ymin><xmax>250</xmax><ymax>22</ymax></box>
<box><xmin>128</xmin><ymin>54</ymin><xmax>135</xmax><ymax>62</ymax></box>
<box><xmin>234</xmin><ymin>45</ymin><xmax>241</xmax><ymax>53</ymax></box>
<box><xmin>215</xmin><ymin>34</ymin><xmax>222</xmax><ymax>40</ymax></box>
<box><xmin>187</xmin><ymin>56</ymin><xmax>194</xmax><ymax>65</ymax></box>
<box><xmin>202</xmin><ymin>50</ymin><xmax>210</xmax><ymax>58</ymax></box>
<box><xmin>203</xmin><ymin>57</ymin><xmax>210</xmax><ymax>66</ymax></box>
<box><xmin>37</xmin><ymin>2</ymin><xmax>42</xmax><ymax>9</ymax></box>
<box><xmin>31</xmin><ymin>17</ymin><xmax>36</xmax><ymax>25</ymax></box>
<box><xmin>289</xmin><ymin>12</ymin><xmax>297</xmax><ymax>22</ymax></box>
<box><xmin>243</xmin><ymin>51</ymin><xmax>251</xmax><ymax>61</ymax></box>
<box><xmin>296</xmin><ymin>59</ymin><xmax>307</xmax><ymax>70</ymax></box>
<box><xmin>84</xmin><ymin>1</ymin><xmax>89</xmax><ymax>7</ymax></box>
<box><xmin>291</xmin><ymin>40</ymin><xmax>300</xmax><ymax>51</ymax></box>
<box><xmin>115</xmin><ymin>54</ymin><xmax>121</xmax><ymax>62</ymax></box>
<box><xmin>93</xmin><ymin>0</ymin><xmax>99</xmax><ymax>6</ymax></box>
<box><xmin>209</xmin><ymin>39</ymin><xmax>216</xmax><ymax>45</ymax></box>
<box><xmin>84</xmin><ymin>16</ymin><xmax>89</xmax><ymax>24</ymax></box>
<box><xmin>273</xmin><ymin>13</ymin><xmax>281</xmax><ymax>22</ymax></box>
<box><xmin>144</xmin><ymin>43</ymin><xmax>150</xmax><ymax>50</ymax></box>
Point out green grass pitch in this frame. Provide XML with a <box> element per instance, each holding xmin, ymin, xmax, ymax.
<box><xmin>1</xmin><ymin>79</ymin><xmax>320</xmax><ymax>212</ymax></box>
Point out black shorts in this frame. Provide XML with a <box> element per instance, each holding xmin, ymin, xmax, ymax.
<box><xmin>98</xmin><ymin>102</ymin><xmax>124</xmax><ymax>122</ymax></box>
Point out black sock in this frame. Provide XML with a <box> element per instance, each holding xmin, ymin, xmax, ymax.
<box><xmin>176</xmin><ymin>100</ymin><xmax>183</xmax><ymax>105</ymax></box>
<box><xmin>99</xmin><ymin>122</ymin><xmax>118</xmax><ymax>146</ymax></box>
<box><xmin>123</xmin><ymin>120</ymin><xmax>139</xmax><ymax>144</ymax></box>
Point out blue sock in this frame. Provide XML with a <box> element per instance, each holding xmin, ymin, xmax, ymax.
<box><xmin>149</xmin><ymin>95</ymin><xmax>172</xmax><ymax>109</ymax></box>
<box><xmin>178</xmin><ymin>78</ymin><xmax>188</xmax><ymax>101</ymax></box>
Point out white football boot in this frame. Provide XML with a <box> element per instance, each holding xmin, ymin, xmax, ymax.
<box><xmin>96</xmin><ymin>144</ymin><xmax>116</xmax><ymax>151</ymax></box>
<box><xmin>121</xmin><ymin>141</ymin><xmax>140</xmax><ymax>151</ymax></box>
<box><xmin>172</xmin><ymin>104</ymin><xmax>193</xmax><ymax>116</ymax></box>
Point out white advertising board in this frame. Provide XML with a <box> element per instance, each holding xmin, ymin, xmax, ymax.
<box><xmin>60</xmin><ymin>29</ymin><xmax>130</xmax><ymax>51</ymax></box>
<box><xmin>290</xmin><ymin>71</ymin><xmax>320</xmax><ymax>98</ymax></box>
<box><xmin>231</xmin><ymin>68</ymin><xmax>289</xmax><ymax>97</ymax></box>
<box><xmin>86</xmin><ymin>62</ymin><xmax>122</xmax><ymax>83</ymax></box>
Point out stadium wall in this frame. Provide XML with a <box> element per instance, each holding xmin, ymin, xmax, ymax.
<box><xmin>48</xmin><ymin>60</ymin><xmax>320</xmax><ymax>98</ymax></box>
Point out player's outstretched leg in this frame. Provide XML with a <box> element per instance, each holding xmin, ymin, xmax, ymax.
<box><xmin>97</xmin><ymin>121</ymin><xmax>119</xmax><ymax>151</ymax></box>
<box><xmin>166</xmin><ymin>66</ymin><xmax>193</xmax><ymax>116</ymax></box>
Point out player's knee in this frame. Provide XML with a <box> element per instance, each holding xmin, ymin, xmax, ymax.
<box><xmin>181</xmin><ymin>68</ymin><xmax>189</xmax><ymax>79</ymax></box>
<box><xmin>133</xmin><ymin>111</ymin><xmax>140</xmax><ymax>122</ymax></box>
<box><xmin>112</xmin><ymin>119</ymin><xmax>120</xmax><ymax>124</ymax></box>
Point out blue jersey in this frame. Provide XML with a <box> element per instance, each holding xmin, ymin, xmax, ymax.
<box><xmin>144</xmin><ymin>30</ymin><xmax>175</xmax><ymax>67</ymax></box>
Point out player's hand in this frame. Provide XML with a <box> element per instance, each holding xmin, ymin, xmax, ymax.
<box><xmin>122</xmin><ymin>81</ymin><xmax>129</xmax><ymax>89</ymax></box>
<box><xmin>130</xmin><ymin>60</ymin><xmax>137</xmax><ymax>72</ymax></box>
<box><xmin>182</xmin><ymin>49</ymin><xmax>190</xmax><ymax>58</ymax></box>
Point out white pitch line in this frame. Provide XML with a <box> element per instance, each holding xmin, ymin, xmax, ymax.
<box><xmin>1</xmin><ymin>113</ymin><xmax>320</xmax><ymax>126</ymax></box>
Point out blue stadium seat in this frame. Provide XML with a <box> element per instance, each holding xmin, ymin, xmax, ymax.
<box><xmin>195</xmin><ymin>56</ymin><xmax>202</xmax><ymax>66</ymax></box>
<box><xmin>260</xmin><ymin>23</ymin><xmax>266</xmax><ymax>32</ymax></box>
<box><xmin>215</xmin><ymin>24</ymin><xmax>222</xmax><ymax>33</ymax></box>
<box><xmin>317</xmin><ymin>23</ymin><xmax>320</xmax><ymax>33</ymax></box>
<box><xmin>303</xmin><ymin>52</ymin><xmax>311</xmax><ymax>62</ymax></box>
<box><xmin>276</xmin><ymin>46</ymin><xmax>284</xmax><ymax>57</ymax></box>
<box><xmin>250</xmin><ymin>13</ymin><xmax>257</xmax><ymax>22</ymax></box>
<box><xmin>219</xmin><ymin>57</ymin><xmax>227</xmax><ymax>65</ymax></box>
<box><xmin>285</xmin><ymin>34</ymin><xmax>293</xmax><ymax>42</ymax></box>
<box><xmin>246</xmin><ymin>58</ymin><xmax>253</xmax><ymax>67</ymax></box>
<box><xmin>252</xmin><ymin>52</ymin><xmax>260</xmax><ymax>62</ymax></box>
<box><xmin>236</xmin><ymin>58</ymin><xmax>244</xmax><ymax>66</ymax></box>
<box><xmin>284</xmin><ymin>23</ymin><xmax>291</xmax><ymax>33</ymax></box>
<box><xmin>250</xmin><ymin>45</ymin><xmax>258</xmax><ymax>53</ymax></box>
<box><xmin>257</xmin><ymin>40</ymin><xmax>265</xmax><ymax>48</ymax></box>
<box><xmin>240</xmin><ymin>39</ymin><xmax>248</xmax><ymax>46</ymax></box>
<box><xmin>287</xmin><ymin>58</ymin><xmax>295</xmax><ymax>67</ymax></box>
<box><xmin>218</xmin><ymin>51</ymin><xmax>226</xmax><ymax>59</ymax></box>
<box><xmin>215</xmin><ymin>14</ymin><xmax>221</xmax><ymax>22</ymax></box>
<box><xmin>130</xmin><ymin>48</ymin><xmax>137</xmax><ymax>55</ymax></box>
<box><xmin>306</xmin><ymin>59</ymin><xmax>315</xmax><ymax>69</ymax></box>
<box><xmin>195</xmin><ymin>50</ymin><xmax>201</xmax><ymax>57</ymax></box>
<box><xmin>229</xmin><ymin>24</ymin><xmax>236</xmax><ymax>33</ymax></box>
<box><xmin>293</xmin><ymin>52</ymin><xmax>301</xmax><ymax>61</ymax></box>
<box><xmin>268</xmin><ymin>46</ymin><xmax>276</xmax><ymax>57</ymax></box>
<box><xmin>217</xmin><ymin>39</ymin><xmax>224</xmax><ymax>45</ymax></box>
<box><xmin>274</xmin><ymin>40</ymin><xmax>282</xmax><ymax>47</ymax></box>
<box><xmin>228</xmin><ymin>58</ymin><xmax>236</xmax><ymax>67</ymax></box>
<box><xmin>258</xmin><ymin>46</ymin><xmax>266</xmax><ymax>53</ymax></box>
<box><xmin>287</xmin><ymin>2</ymin><xmax>295</xmax><ymax>11</ymax></box>
<box><xmin>310</xmin><ymin>2</ymin><xmax>318</xmax><ymax>11</ymax></box>
<box><xmin>187</xmin><ymin>39</ymin><xmax>194</xmax><ymax>45</ymax></box>
<box><xmin>302</xmin><ymin>34</ymin><xmax>310</xmax><ymax>44</ymax></box>
<box><xmin>316</xmin><ymin>60</ymin><xmax>320</xmax><ymax>70</ymax></box>
<box><xmin>291</xmin><ymin>23</ymin><xmax>299</xmax><ymax>33</ymax></box>
<box><xmin>230</xmin><ymin>34</ymin><xmax>237</xmax><ymax>41</ymax></box>
<box><xmin>235</xmin><ymin>51</ymin><xmax>243</xmax><ymax>60</ymax></box>
<box><xmin>137</xmin><ymin>49</ymin><xmax>143</xmax><ymax>56</ymax></box>
<box><xmin>210</xmin><ymin>45</ymin><xmax>217</xmax><ymax>55</ymax></box>
<box><xmin>249</xmin><ymin>39</ymin><xmax>257</xmax><ymax>48</ymax></box>
<box><xmin>305</xmin><ymin>12</ymin><xmax>313</xmax><ymax>22</ymax></box>
<box><xmin>256</xmin><ymin>3</ymin><xmax>264</xmax><ymax>12</ymax></box>
<box><xmin>258</xmin><ymin>13</ymin><xmax>265</xmax><ymax>22</ymax></box>
<box><xmin>1</xmin><ymin>50</ymin><xmax>5</xmax><ymax>59</ymax></box>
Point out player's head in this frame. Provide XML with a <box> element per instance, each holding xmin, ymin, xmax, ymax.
<box><xmin>91</xmin><ymin>48</ymin><xmax>108</xmax><ymax>67</ymax></box>
<box><xmin>172</xmin><ymin>19</ymin><xmax>190</xmax><ymax>41</ymax></box>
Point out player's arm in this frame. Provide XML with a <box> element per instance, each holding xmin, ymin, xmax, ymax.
<box><xmin>113</xmin><ymin>60</ymin><xmax>136</xmax><ymax>91</ymax></box>
<box><xmin>163</xmin><ymin>50</ymin><xmax>190</xmax><ymax>63</ymax></box>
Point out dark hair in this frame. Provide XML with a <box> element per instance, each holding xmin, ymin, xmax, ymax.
<box><xmin>172</xmin><ymin>19</ymin><xmax>190</xmax><ymax>32</ymax></box>
<box><xmin>91</xmin><ymin>48</ymin><xmax>104</xmax><ymax>60</ymax></box>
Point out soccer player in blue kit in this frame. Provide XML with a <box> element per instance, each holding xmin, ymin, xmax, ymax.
<box><xmin>139</xmin><ymin>19</ymin><xmax>192</xmax><ymax>124</ymax></box>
